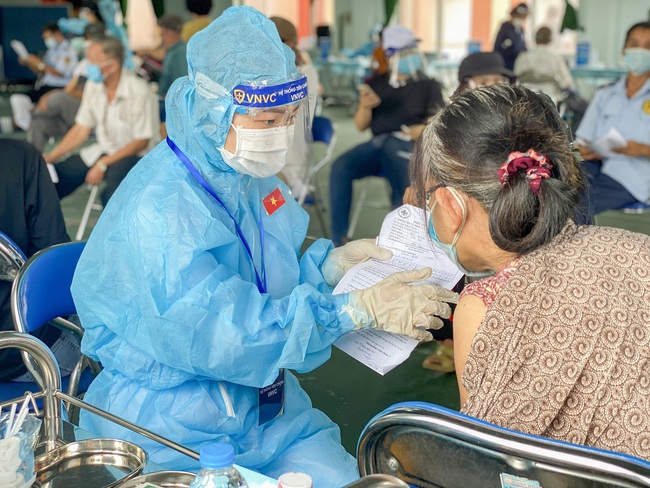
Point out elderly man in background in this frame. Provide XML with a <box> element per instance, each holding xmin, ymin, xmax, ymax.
<box><xmin>44</xmin><ymin>36</ymin><xmax>160</xmax><ymax>207</ymax></box>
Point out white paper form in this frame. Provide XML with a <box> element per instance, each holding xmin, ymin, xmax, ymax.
<box><xmin>333</xmin><ymin>205</ymin><xmax>463</xmax><ymax>375</ymax></box>
<box><xmin>591</xmin><ymin>128</ymin><xmax>627</xmax><ymax>159</ymax></box>
<box><xmin>10</xmin><ymin>40</ymin><xmax>28</xmax><ymax>60</ymax></box>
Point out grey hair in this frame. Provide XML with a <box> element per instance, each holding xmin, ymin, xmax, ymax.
<box><xmin>411</xmin><ymin>84</ymin><xmax>584</xmax><ymax>254</ymax></box>
<box><xmin>96</xmin><ymin>36</ymin><xmax>124</xmax><ymax>65</ymax></box>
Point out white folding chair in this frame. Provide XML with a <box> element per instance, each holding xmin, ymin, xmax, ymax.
<box><xmin>75</xmin><ymin>185</ymin><xmax>103</xmax><ymax>241</ymax></box>
<box><xmin>299</xmin><ymin>116</ymin><xmax>337</xmax><ymax>238</ymax></box>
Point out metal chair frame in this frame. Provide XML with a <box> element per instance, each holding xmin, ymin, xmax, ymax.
<box><xmin>357</xmin><ymin>401</ymin><xmax>650</xmax><ymax>488</ymax></box>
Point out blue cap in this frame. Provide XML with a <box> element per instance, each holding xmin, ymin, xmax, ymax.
<box><xmin>199</xmin><ymin>443</ymin><xmax>235</xmax><ymax>469</ymax></box>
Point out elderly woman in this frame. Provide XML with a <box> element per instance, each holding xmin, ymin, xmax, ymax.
<box><xmin>412</xmin><ymin>84</ymin><xmax>650</xmax><ymax>459</ymax></box>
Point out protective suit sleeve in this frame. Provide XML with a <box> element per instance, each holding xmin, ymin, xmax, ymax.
<box><xmin>344</xmin><ymin>268</ymin><xmax>459</xmax><ymax>342</ymax></box>
<box><xmin>75</xmin><ymin>204</ymin><xmax>356</xmax><ymax>390</ymax></box>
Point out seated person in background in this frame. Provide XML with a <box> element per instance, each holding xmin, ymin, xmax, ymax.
<box><xmin>44</xmin><ymin>36</ymin><xmax>160</xmax><ymax>207</ymax></box>
<box><xmin>453</xmin><ymin>51</ymin><xmax>513</xmax><ymax>98</ymax></box>
<box><xmin>271</xmin><ymin>15</ymin><xmax>321</xmax><ymax>197</ymax></box>
<box><xmin>575</xmin><ymin>21</ymin><xmax>650</xmax><ymax>216</ymax></box>
<box><xmin>10</xmin><ymin>22</ymin><xmax>79</xmax><ymax>131</ymax></box>
<box><xmin>412</xmin><ymin>83</ymin><xmax>650</xmax><ymax>460</ymax></box>
<box><xmin>329</xmin><ymin>25</ymin><xmax>444</xmax><ymax>246</ymax></box>
<box><xmin>156</xmin><ymin>15</ymin><xmax>188</xmax><ymax>138</ymax></box>
<box><xmin>28</xmin><ymin>23</ymin><xmax>107</xmax><ymax>152</ymax></box>
<box><xmin>157</xmin><ymin>15</ymin><xmax>188</xmax><ymax>99</ymax></box>
<box><xmin>514</xmin><ymin>26</ymin><xmax>574</xmax><ymax>103</ymax></box>
<box><xmin>0</xmin><ymin>140</ymin><xmax>80</xmax><ymax>382</ymax></box>
<box><xmin>182</xmin><ymin>0</ymin><xmax>213</xmax><ymax>42</ymax></box>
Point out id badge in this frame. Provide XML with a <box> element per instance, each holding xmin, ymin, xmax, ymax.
<box><xmin>258</xmin><ymin>369</ymin><xmax>285</xmax><ymax>426</ymax></box>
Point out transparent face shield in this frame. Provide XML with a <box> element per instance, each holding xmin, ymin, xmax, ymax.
<box><xmin>221</xmin><ymin>76</ymin><xmax>310</xmax><ymax>178</ymax></box>
<box><xmin>230</xmin><ymin>76</ymin><xmax>309</xmax><ymax>130</ymax></box>
<box><xmin>388</xmin><ymin>47</ymin><xmax>430</xmax><ymax>87</ymax></box>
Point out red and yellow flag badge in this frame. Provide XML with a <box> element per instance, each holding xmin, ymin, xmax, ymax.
<box><xmin>262</xmin><ymin>187</ymin><xmax>286</xmax><ymax>216</ymax></box>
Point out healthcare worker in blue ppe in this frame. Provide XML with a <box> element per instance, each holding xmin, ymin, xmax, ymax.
<box><xmin>71</xmin><ymin>6</ymin><xmax>458</xmax><ymax>486</ymax></box>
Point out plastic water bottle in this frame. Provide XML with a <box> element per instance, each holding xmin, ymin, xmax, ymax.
<box><xmin>189</xmin><ymin>443</ymin><xmax>249</xmax><ymax>488</ymax></box>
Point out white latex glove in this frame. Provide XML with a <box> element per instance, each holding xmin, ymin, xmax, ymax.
<box><xmin>321</xmin><ymin>239</ymin><xmax>393</xmax><ymax>286</ymax></box>
<box><xmin>344</xmin><ymin>268</ymin><xmax>459</xmax><ymax>342</ymax></box>
<box><xmin>322</xmin><ymin>238</ymin><xmax>393</xmax><ymax>286</ymax></box>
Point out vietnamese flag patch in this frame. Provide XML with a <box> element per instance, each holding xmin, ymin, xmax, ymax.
<box><xmin>262</xmin><ymin>187</ymin><xmax>286</xmax><ymax>215</ymax></box>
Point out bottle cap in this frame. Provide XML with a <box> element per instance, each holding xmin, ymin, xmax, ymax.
<box><xmin>277</xmin><ymin>472</ymin><xmax>313</xmax><ymax>488</ymax></box>
<box><xmin>199</xmin><ymin>442</ymin><xmax>235</xmax><ymax>469</ymax></box>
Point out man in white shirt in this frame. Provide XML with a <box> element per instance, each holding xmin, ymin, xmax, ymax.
<box><xmin>514</xmin><ymin>26</ymin><xmax>574</xmax><ymax>102</ymax></box>
<box><xmin>44</xmin><ymin>37</ymin><xmax>160</xmax><ymax>206</ymax></box>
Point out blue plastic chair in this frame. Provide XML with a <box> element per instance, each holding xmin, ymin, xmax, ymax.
<box><xmin>4</xmin><ymin>242</ymin><xmax>97</xmax><ymax>405</ymax></box>
<box><xmin>356</xmin><ymin>402</ymin><xmax>650</xmax><ymax>487</ymax></box>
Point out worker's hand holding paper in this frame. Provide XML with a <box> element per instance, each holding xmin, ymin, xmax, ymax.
<box><xmin>591</xmin><ymin>128</ymin><xmax>627</xmax><ymax>159</ymax></box>
<box><xmin>334</xmin><ymin>204</ymin><xmax>463</xmax><ymax>375</ymax></box>
<box><xmin>10</xmin><ymin>40</ymin><xmax>28</xmax><ymax>60</ymax></box>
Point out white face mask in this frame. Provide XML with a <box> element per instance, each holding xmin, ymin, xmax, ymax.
<box><xmin>512</xmin><ymin>18</ymin><xmax>525</xmax><ymax>29</ymax></box>
<box><xmin>218</xmin><ymin>124</ymin><xmax>295</xmax><ymax>178</ymax></box>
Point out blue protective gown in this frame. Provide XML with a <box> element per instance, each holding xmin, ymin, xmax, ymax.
<box><xmin>71</xmin><ymin>7</ymin><xmax>360</xmax><ymax>487</ymax></box>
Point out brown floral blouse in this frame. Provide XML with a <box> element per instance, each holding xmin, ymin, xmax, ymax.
<box><xmin>460</xmin><ymin>222</ymin><xmax>650</xmax><ymax>460</ymax></box>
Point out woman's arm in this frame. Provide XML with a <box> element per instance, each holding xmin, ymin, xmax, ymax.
<box><xmin>453</xmin><ymin>293</ymin><xmax>487</xmax><ymax>407</ymax></box>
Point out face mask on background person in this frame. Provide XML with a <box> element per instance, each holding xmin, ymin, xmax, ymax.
<box><xmin>397</xmin><ymin>54</ymin><xmax>423</xmax><ymax>75</ymax></box>
<box><xmin>512</xmin><ymin>18</ymin><xmax>525</xmax><ymax>29</ymax></box>
<box><xmin>44</xmin><ymin>37</ymin><xmax>58</xmax><ymax>49</ymax></box>
<box><xmin>427</xmin><ymin>187</ymin><xmax>494</xmax><ymax>279</ymax></box>
<box><xmin>218</xmin><ymin>124</ymin><xmax>295</xmax><ymax>178</ymax></box>
<box><xmin>85</xmin><ymin>63</ymin><xmax>104</xmax><ymax>83</ymax></box>
<box><xmin>622</xmin><ymin>48</ymin><xmax>650</xmax><ymax>75</ymax></box>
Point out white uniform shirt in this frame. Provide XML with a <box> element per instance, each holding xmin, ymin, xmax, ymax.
<box><xmin>43</xmin><ymin>40</ymin><xmax>78</xmax><ymax>87</ymax></box>
<box><xmin>76</xmin><ymin>68</ymin><xmax>160</xmax><ymax>167</ymax></box>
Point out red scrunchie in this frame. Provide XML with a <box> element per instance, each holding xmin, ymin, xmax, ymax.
<box><xmin>497</xmin><ymin>149</ymin><xmax>553</xmax><ymax>195</ymax></box>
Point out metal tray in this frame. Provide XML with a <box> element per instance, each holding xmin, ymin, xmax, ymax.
<box><xmin>34</xmin><ymin>438</ymin><xmax>148</xmax><ymax>488</ymax></box>
<box><xmin>117</xmin><ymin>470</ymin><xmax>196</xmax><ymax>488</ymax></box>
<box><xmin>343</xmin><ymin>474</ymin><xmax>409</xmax><ymax>487</ymax></box>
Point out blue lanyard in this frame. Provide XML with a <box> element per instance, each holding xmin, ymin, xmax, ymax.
<box><xmin>166</xmin><ymin>137</ymin><xmax>267</xmax><ymax>294</ymax></box>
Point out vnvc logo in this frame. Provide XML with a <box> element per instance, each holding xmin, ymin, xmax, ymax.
<box><xmin>233</xmin><ymin>89</ymin><xmax>246</xmax><ymax>104</ymax></box>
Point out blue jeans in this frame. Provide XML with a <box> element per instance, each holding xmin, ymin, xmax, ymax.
<box><xmin>329</xmin><ymin>134</ymin><xmax>413</xmax><ymax>245</ymax></box>
<box><xmin>583</xmin><ymin>161</ymin><xmax>638</xmax><ymax>216</ymax></box>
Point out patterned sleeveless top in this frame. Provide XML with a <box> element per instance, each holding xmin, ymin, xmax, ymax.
<box><xmin>460</xmin><ymin>222</ymin><xmax>650</xmax><ymax>460</ymax></box>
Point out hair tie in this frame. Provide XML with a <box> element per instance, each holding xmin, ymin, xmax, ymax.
<box><xmin>497</xmin><ymin>149</ymin><xmax>553</xmax><ymax>195</ymax></box>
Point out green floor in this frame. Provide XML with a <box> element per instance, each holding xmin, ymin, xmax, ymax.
<box><xmin>4</xmin><ymin>99</ymin><xmax>650</xmax><ymax>457</ymax></box>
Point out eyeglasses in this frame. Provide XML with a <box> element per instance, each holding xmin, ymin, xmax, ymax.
<box><xmin>424</xmin><ymin>184</ymin><xmax>445</xmax><ymax>203</ymax></box>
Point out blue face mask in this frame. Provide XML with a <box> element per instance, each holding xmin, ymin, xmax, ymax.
<box><xmin>427</xmin><ymin>187</ymin><xmax>494</xmax><ymax>279</ymax></box>
<box><xmin>623</xmin><ymin>48</ymin><xmax>650</xmax><ymax>76</ymax></box>
<box><xmin>44</xmin><ymin>37</ymin><xmax>58</xmax><ymax>50</ymax></box>
<box><xmin>397</xmin><ymin>54</ymin><xmax>423</xmax><ymax>75</ymax></box>
<box><xmin>86</xmin><ymin>63</ymin><xmax>104</xmax><ymax>83</ymax></box>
